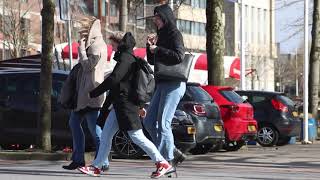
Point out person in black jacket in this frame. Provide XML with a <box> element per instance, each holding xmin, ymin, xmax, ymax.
<box><xmin>77</xmin><ymin>32</ymin><xmax>173</xmax><ymax>178</ymax></box>
<box><xmin>143</xmin><ymin>3</ymin><xmax>187</xmax><ymax>167</ymax></box>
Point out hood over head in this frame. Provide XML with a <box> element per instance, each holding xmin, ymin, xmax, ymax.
<box><xmin>86</xmin><ymin>19</ymin><xmax>103</xmax><ymax>49</ymax></box>
<box><xmin>118</xmin><ymin>32</ymin><xmax>136</xmax><ymax>52</ymax></box>
<box><xmin>153</xmin><ymin>4</ymin><xmax>177</xmax><ymax>32</ymax></box>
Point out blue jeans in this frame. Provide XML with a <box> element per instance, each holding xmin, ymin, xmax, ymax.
<box><xmin>69</xmin><ymin>110</ymin><xmax>107</xmax><ymax>165</ymax></box>
<box><xmin>93</xmin><ymin>109</ymin><xmax>165</xmax><ymax>168</ymax></box>
<box><xmin>143</xmin><ymin>81</ymin><xmax>186</xmax><ymax>161</ymax></box>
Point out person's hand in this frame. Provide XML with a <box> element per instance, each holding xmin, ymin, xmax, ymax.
<box><xmin>78</xmin><ymin>38</ymin><xmax>88</xmax><ymax>59</ymax></box>
<box><xmin>139</xmin><ymin>108</ymin><xmax>147</xmax><ymax>118</ymax></box>
<box><xmin>147</xmin><ymin>34</ymin><xmax>157</xmax><ymax>46</ymax></box>
<box><xmin>79</xmin><ymin>38</ymin><xmax>86</xmax><ymax>52</ymax></box>
<box><xmin>149</xmin><ymin>45</ymin><xmax>157</xmax><ymax>54</ymax></box>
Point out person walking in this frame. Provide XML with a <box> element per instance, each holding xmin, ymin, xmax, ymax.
<box><xmin>62</xmin><ymin>18</ymin><xmax>109</xmax><ymax>170</ymax></box>
<box><xmin>78</xmin><ymin>32</ymin><xmax>173</xmax><ymax>178</ymax></box>
<box><xmin>143</xmin><ymin>3</ymin><xmax>187</xmax><ymax>167</ymax></box>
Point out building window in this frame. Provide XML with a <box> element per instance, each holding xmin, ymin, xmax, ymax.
<box><xmin>199</xmin><ymin>0</ymin><xmax>206</xmax><ymax>9</ymax></box>
<box><xmin>186</xmin><ymin>0</ymin><xmax>206</xmax><ymax>9</ymax></box>
<box><xmin>245</xmin><ymin>5</ymin><xmax>249</xmax><ymax>43</ymax></box>
<box><xmin>251</xmin><ymin>7</ymin><xmax>255</xmax><ymax>44</ymax></box>
<box><xmin>257</xmin><ymin>8</ymin><xmax>261</xmax><ymax>44</ymax></box>
<box><xmin>177</xmin><ymin>19</ymin><xmax>206</xmax><ymax>36</ymax></box>
<box><xmin>110</xmin><ymin>3</ymin><xmax>117</xmax><ymax>17</ymax></box>
<box><xmin>184</xmin><ymin>0</ymin><xmax>191</xmax><ymax>5</ymax></box>
<box><xmin>263</xmin><ymin>9</ymin><xmax>267</xmax><ymax>44</ymax></box>
<box><xmin>128</xmin><ymin>0</ymin><xmax>145</xmax><ymax>28</ymax></box>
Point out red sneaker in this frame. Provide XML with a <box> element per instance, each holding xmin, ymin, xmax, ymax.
<box><xmin>78</xmin><ymin>165</ymin><xmax>101</xmax><ymax>177</ymax></box>
<box><xmin>150</xmin><ymin>161</ymin><xmax>172</xmax><ymax>178</ymax></box>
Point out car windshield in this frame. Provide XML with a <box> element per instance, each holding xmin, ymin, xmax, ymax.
<box><xmin>278</xmin><ymin>95</ymin><xmax>295</xmax><ymax>106</ymax></box>
<box><xmin>186</xmin><ymin>86</ymin><xmax>212</xmax><ymax>102</ymax></box>
<box><xmin>220</xmin><ymin>90</ymin><xmax>244</xmax><ymax>103</ymax></box>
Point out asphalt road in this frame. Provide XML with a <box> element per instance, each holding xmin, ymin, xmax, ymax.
<box><xmin>0</xmin><ymin>143</ymin><xmax>320</xmax><ymax>180</ymax></box>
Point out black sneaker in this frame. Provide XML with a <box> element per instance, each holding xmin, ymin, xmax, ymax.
<box><xmin>62</xmin><ymin>162</ymin><xmax>85</xmax><ymax>170</ymax></box>
<box><xmin>101</xmin><ymin>165</ymin><xmax>109</xmax><ymax>172</ymax></box>
<box><xmin>172</xmin><ymin>148</ymin><xmax>187</xmax><ymax>167</ymax></box>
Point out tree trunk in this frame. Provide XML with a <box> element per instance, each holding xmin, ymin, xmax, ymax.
<box><xmin>206</xmin><ymin>0</ymin><xmax>225</xmax><ymax>86</ymax></box>
<box><xmin>39</xmin><ymin>0</ymin><xmax>55</xmax><ymax>152</ymax></box>
<box><xmin>309</xmin><ymin>0</ymin><xmax>320</xmax><ymax>117</ymax></box>
<box><xmin>119</xmin><ymin>0</ymin><xmax>127</xmax><ymax>31</ymax></box>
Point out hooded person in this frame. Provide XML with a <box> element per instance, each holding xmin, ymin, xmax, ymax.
<box><xmin>143</xmin><ymin>3</ymin><xmax>188</xmax><ymax>167</ymax></box>
<box><xmin>62</xmin><ymin>18</ymin><xmax>109</xmax><ymax>171</ymax></box>
<box><xmin>77</xmin><ymin>32</ymin><xmax>174</xmax><ymax>178</ymax></box>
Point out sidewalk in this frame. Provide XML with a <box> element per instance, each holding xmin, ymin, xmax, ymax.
<box><xmin>0</xmin><ymin>150</ymin><xmax>96</xmax><ymax>161</ymax></box>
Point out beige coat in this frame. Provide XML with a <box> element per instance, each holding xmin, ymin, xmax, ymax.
<box><xmin>75</xmin><ymin>20</ymin><xmax>107</xmax><ymax>112</ymax></box>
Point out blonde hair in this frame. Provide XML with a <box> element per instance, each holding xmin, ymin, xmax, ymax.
<box><xmin>108</xmin><ymin>31</ymin><xmax>125</xmax><ymax>43</ymax></box>
<box><xmin>78</xmin><ymin>16</ymin><xmax>97</xmax><ymax>31</ymax></box>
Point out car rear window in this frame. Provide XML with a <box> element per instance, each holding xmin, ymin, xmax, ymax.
<box><xmin>220</xmin><ymin>90</ymin><xmax>244</xmax><ymax>103</ymax></box>
<box><xmin>278</xmin><ymin>95</ymin><xmax>295</xmax><ymax>106</ymax></box>
<box><xmin>185</xmin><ymin>86</ymin><xmax>213</xmax><ymax>102</ymax></box>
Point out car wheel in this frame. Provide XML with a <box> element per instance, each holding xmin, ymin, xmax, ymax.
<box><xmin>112</xmin><ymin>130</ymin><xmax>145</xmax><ymax>159</ymax></box>
<box><xmin>257</xmin><ymin>125</ymin><xmax>279</xmax><ymax>147</ymax></box>
<box><xmin>189</xmin><ymin>143</ymin><xmax>213</xmax><ymax>155</ymax></box>
<box><xmin>276</xmin><ymin>136</ymin><xmax>291</xmax><ymax>146</ymax></box>
<box><xmin>223</xmin><ymin>140</ymin><xmax>245</xmax><ymax>151</ymax></box>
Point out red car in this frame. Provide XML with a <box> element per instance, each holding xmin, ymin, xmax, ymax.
<box><xmin>201</xmin><ymin>85</ymin><xmax>257</xmax><ymax>151</ymax></box>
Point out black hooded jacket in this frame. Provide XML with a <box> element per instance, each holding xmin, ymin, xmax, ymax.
<box><xmin>147</xmin><ymin>4</ymin><xmax>185</xmax><ymax>82</ymax></box>
<box><xmin>90</xmin><ymin>32</ymin><xmax>142</xmax><ymax>131</ymax></box>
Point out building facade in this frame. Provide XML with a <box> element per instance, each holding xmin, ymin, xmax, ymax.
<box><xmin>224</xmin><ymin>0</ymin><xmax>277</xmax><ymax>91</ymax></box>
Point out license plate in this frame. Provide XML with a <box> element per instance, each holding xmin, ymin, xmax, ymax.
<box><xmin>292</xmin><ymin>111</ymin><xmax>298</xmax><ymax>117</ymax></box>
<box><xmin>248</xmin><ymin>125</ymin><xmax>256</xmax><ymax>132</ymax></box>
<box><xmin>214</xmin><ymin>125</ymin><xmax>223</xmax><ymax>132</ymax></box>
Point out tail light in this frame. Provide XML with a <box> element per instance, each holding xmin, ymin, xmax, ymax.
<box><xmin>271</xmin><ymin>99</ymin><xmax>288</xmax><ymax>112</ymax></box>
<box><xmin>184</xmin><ymin>103</ymin><xmax>206</xmax><ymax>116</ymax></box>
<box><xmin>221</xmin><ymin>105</ymin><xmax>239</xmax><ymax>114</ymax></box>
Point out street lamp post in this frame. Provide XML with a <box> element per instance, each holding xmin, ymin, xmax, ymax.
<box><xmin>240</xmin><ymin>0</ymin><xmax>246</xmax><ymax>90</ymax></box>
<box><xmin>67</xmin><ymin>0</ymin><xmax>73</xmax><ymax>69</ymax></box>
<box><xmin>303</xmin><ymin>0</ymin><xmax>309</xmax><ymax>143</ymax></box>
<box><xmin>2</xmin><ymin>0</ymin><xmax>5</xmax><ymax>60</ymax></box>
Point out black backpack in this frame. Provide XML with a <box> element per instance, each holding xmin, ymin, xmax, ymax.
<box><xmin>129</xmin><ymin>54</ymin><xmax>155</xmax><ymax>106</ymax></box>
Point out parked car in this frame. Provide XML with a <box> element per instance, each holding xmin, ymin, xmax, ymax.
<box><xmin>0</xmin><ymin>68</ymin><xmax>196</xmax><ymax>154</ymax></box>
<box><xmin>181</xmin><ymin>83</ymin><xmax>225</xmax><ymax>154</ymax></box>
<box><xmin>113</xmin><ymin>83</ymin><xmax>225</xmax><ymax>157</ymax></box>
<box><xmin>202</xmin><ymin>85</ymin><xmax>257</xmax><ymax>151</ymax></box>
<box><xmin>112</xmin><ymin>110</ymin><xmax>196</xmax><ymax>159</ymax></box>
<box><xmin>235</xmin><ymin>90</ymin><xmax>301</xmax><ymax>146</ymax></box>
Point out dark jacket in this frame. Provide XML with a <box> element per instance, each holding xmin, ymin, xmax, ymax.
<box><xmin>90</xmin><ymin>32</ymin><xmax>142</xmax><ymax>131</ymax></box>
<box><xmin>146</xmin><ymin>4</ymin><xmax>185</xmax><ymax>83</ymax></box>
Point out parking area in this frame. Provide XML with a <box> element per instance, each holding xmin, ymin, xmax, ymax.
<box><xmin>0</xmin><ymin>142</ymin><xmax>320</xmax><ymax>179</ymax></box>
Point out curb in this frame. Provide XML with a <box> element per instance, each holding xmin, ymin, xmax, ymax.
<box><xmin>0</xmin><ymin>151</ymin><xmax>96</xmax><ymax>161</ymax></box>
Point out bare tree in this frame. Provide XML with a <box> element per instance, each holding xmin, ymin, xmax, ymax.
<box><xmin>309</xmin><ymin>0</ymin><xmax>320</xmax><ymax>117</ymax></box>
<box><xmin>1</xmin><ymin>0</ymin><xmax>32</xmax><ymax>58</ymax></box>
<box><xmin>206</xmin><ymin>0</ymin><xmax>225</xmax><ymax>85</ymax></box>
<box><xmin>39</xmin><ymin>0</ymin><xmax>55</xmax><ymax>152</ymax></box>
<box><xmin>119</xmin><ymin>0</ymin><xmax>128</xmax><ymax>31</ymax></box>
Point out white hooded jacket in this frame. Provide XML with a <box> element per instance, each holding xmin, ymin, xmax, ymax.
<box><xmin>75</xmin><ymin>19</ymin><xmax>107</xmax><ymax>112</ymax></box>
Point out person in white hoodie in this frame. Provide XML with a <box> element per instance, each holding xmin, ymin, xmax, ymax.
<box><xmin>62</xmin><ymin>17</ymin><xmax>109</xmax><ymax>171</ymax></box>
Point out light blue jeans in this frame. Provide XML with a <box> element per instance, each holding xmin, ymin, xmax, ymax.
<box><xmin>69</xmin><ymin>110</ymin><xmax>107</xmax><ymax>165</ymax></box>
<box><xmin>143</xmin><ymin>81</ymin><xmax>186</xmax><ymax>161</ymax></box>
<box><xmin>92</xmin><ymin>109</ymin><xmax>165</xmax><ymax>168</ymax></box>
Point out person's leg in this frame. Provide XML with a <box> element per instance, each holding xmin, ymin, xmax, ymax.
<box><xmin>92</xmin><ymin>109</ymin><xmax>119</xmax><ymax>169</ymax></box>
<box><xmin>67</xmin><ymin>111</ymin><xmax>85</xmax><ymax>165</ymax></box>
<box><xmin>127</xmin><ymin>129</ymin><xmax>165</xmax><ymax>163</ymax></box>
<box><xmin>128</xmin><ymin>129</ymin><xmax>172</xmax><ymax>178</ymax></box>
<box><xmin>143</xmin><ymin>86</ymin><xmax>161</xmax><ymax>143</ymax></box>
<box><xmin>84</xmin><ymin>110</ymin><xmax>101</xmax><ymax>151</ymax></box>
<box><xmin>157</xmin><ymin>82</ymin><xmax>186</xmax><ymax>161</ymax></box>
<box><xmin>77</xmin><ymin>109</ymin><xmax>119</xmax><ymax>176</ymax></box>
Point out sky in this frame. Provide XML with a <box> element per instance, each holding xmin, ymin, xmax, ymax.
<box><xmin>275</xmin><ymin>0</ymin><xmax>311</xmax><ymax>54</ymax></box>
